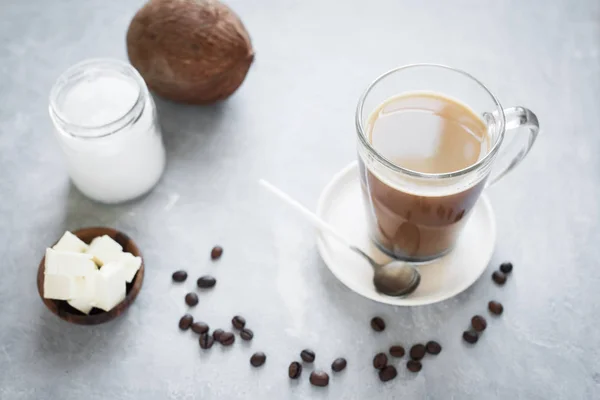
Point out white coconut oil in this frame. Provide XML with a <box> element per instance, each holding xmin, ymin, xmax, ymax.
<box><xmin>49</xmin><ymin>59</ymin><xmax>166</xmax><ymax>204</ymax></box>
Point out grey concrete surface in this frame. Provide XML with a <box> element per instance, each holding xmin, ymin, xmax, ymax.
<box><xmin>1</xmin><ymin>0</ymin><xmax>599</xmax><ymax>399</ymax></box>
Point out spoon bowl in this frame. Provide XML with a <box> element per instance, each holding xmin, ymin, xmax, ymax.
<box><xmin>372</xmin><ymin>261</ymin><xmax>421</xmax><ymax>297</ymax></box>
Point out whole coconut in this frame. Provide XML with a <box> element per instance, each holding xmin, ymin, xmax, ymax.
<box><xmin>126</xmin><ymin>0</ymin><xmax>254</xmax><ymax>104</ymax></box>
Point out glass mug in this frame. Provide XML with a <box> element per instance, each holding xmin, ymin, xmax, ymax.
<box><xmin>356</xmin><ymin>64</ymin><xmax>539</xmax><ymax>262</ymax></box>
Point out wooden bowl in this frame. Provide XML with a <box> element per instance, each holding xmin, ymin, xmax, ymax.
<box><xmin>37</xmin><ymin>227</ymin><xmax>144</xmax><ymax>325</ymax></box>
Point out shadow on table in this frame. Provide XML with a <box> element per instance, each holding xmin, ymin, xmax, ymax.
<box><xmin>53</xmin><ymin>183</ymin><xmax>155</xmax><ymax>249</ymax></box>
<box><xmin>34</xmin><ymin>306</ymin><xmax>131</xmax><ymax>368</ymax></box>
<box><xmin>311</xmin><ymin>250</ymin><xmax>377</xmax><ymax>316</ymax></box>
<box><xmin>59</xmin><ymin>183</ymin><xmax>134</xmax><ymax>229</ymax></box>
<box><xmin>153</xmin><ymin>95</ymin><xmax>227</xmax><ymax>159</ymax></box>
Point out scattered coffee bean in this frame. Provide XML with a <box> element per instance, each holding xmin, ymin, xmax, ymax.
<box><xmin>406</xmin><ymin>360</ymin><xmax>422</xmax><ymax>373</ymax></box>
<box><xmin>178</xmin><ymin>314</ymin><xmax>193</xmax><ymax>330</ymax></box>
<box><xmin>288</xmin><ymin>361</ymin><xmax>302</xmax><ymax>379</ymax></box>
<box><xmin>379</xmin><ymin>365</ymin><xmax>398</xmax><ymax>382</ymax></box>
<box><xmin>389</xmin><ymin>345</ymin><xmax>405</xmax><ymax>358</ymax></box>
<box><xmin>425</xmin><ymin>341</ymin><xmax>442</xmax><ymax>355</ymax></box>
<box><xmin>185</xmin><ymin>292</ymin><xmax>198</xmax><ymax>306</ymax></box>
<box><xmin>463</xmin><ymin>330</ymin><xmax>479</xmax><ymax>344</ymax></box>
<box><xmin>220</xmin><ymin>331</ymin><xmax>235</xmax><ymax>346</ymax></box>
<box><xmin>488</xmin><ymin>300</ymin><xmax>504</xmax><ymax>315</ymax></box>
<box><xmin>370</xmin><ymin>317</ymin><xmax>386</xmax><ymax>332</ymax></box>
<box><xmin>211</xmin><ymin>246</ymin><xmax>223</xmax><ymax>260</ymax></box>
<box><xmin>172</xmin><ymin>270</ymin><xmax>187</xmax><ymax>282</ymax></box>
<box><xmin>331</xmin><ymin>358</ymin><xmax>347</xmax><ymax>372</ymax></box>
<box><xmin>250</xmin><ymin>352</ymin><xmax>266</xmax><ymax>367</ymax></box>
<box><xmin>240</xmin><ymin>328</ymin><xmax>254</xmax><ymax>341</ymax></box>
<box><xmin>500</xmin><ymin>262</ymin><xmax>513</xmax><ymax>274</ymax></box>
<box><xmin>212</xmin><ymin>329</ymin><xmax>224</xmax><ymax>341</ymax></box>
<box><xmin>373</xmin><ymin>352</ymin><xmax>388</xmax><ymax>369</ymax></box>
<box><xmin>471</xmin><ymin>315</ymin><xmax>487</xmax><ymax>332</ymax></box>
<box><xmin>492</xmin><ymin>271</ymin><xmax>507</xmax><ymax>285</ymax></box>
<box><xmin>197</xmin><ymin>275</ymin><xmax>216</xmax><ymax>288</ymax></box>
<box><xmin>191</xmin><ymin>321</ymin><xmax>209</xmax><ymax>334</ymax></box>
<box><xmin>309</xmin><ymin>371</ymin><xmax>329</xmax><ymax>387</ymax></box>
<box><xmin>409</xmin><ymin>344</ymin><xmax>426</xmax><ymax>360</ymax></box>
<box><xmin>300</xmin><ymin>349</ymin><xmax>316</xmax><ymax>363</ymax></box>
<box><xmin>199</xmin><ymin>333</ymin><xmax>214</xmax><ymax>349</ymax></box>
<box><xmin>232</xmin><ymin>315</ymin><xmax>246</xmax><ymax>330</ymax></box>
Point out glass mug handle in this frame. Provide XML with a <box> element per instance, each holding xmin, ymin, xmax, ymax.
<box><xmin>486</xmin><ymin>107</ymin><xmax>540</xmax><ymax>186</ymax></box>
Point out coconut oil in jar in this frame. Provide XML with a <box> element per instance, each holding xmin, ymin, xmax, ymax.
<box><xmin>49</xmin><ymin>59</ymin><xmax>166</xmax><ymax>204</ymax></box>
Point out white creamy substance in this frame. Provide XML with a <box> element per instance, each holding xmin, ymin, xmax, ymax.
<box><xmin>44</xmin><ymin>231</ymin><xmax>142</xmax><ymax>314</ymax></box>
<box><xmin>50</xmin><ymin>66</ymin><xmax>165</xmax><ymax>203</ymax></box>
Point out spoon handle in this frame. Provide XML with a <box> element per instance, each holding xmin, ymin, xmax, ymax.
<box><xmin>259</xmin><ymin>179</ymin><xmax>354</xmax><ymax>248</ymax></box>
<box><xmin>259</xmin><ymin>179</ymin><xmax>381</xmax><ymax>269</ymax></box>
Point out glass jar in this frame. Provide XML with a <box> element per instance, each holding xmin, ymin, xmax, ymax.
<box><xmin>49</xmin><ymin>58</ymin><xmax>166</xmax><ymax>204</ymax></box>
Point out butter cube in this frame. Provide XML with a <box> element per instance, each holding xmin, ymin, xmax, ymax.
<box><xmin>67</xmin><ymin>298</ymin><xmax>94</xmax><ymax>314</ymax></box>
<box><xmin>44</xmin><ymin>248</ymin><xmax>59</xmax><ymax>274</ymax></box>
<box><xmin>99</xmin><ymin>261</ymin><xmax>127</xmax><ymax>281</ymax></box>
<box><xmin>99</xmin><ymin>255</ymin><xmax>141</xmax><ymax>283</ymax></box>
<box><xmin>52</xmin><ymin>231</ymin><xmax>89</xmax><ymax>253</ymax></box>
<box><xmin>71</xmin><ymin>275</ymin><xmax>95</xmax><ymax>298</ymax></box>
<box><xmin>120</xmin><ymin>253</ymin><xmax>142</xmax><ymax>283</ymax></box>
<box><xmin>68</xmin><ymin>272</ymin><xmax>99</xmax><ymax>314</ymax></box>
<box><xmin>94</xmin><ymin>263</ymin><xmax>126</xmax><ymax>311</ymax></box>
<box><xmin>45</xmin><ymin>248</ymin><xmax>97</xmax><ymax>276</ymax></box>
<box><xmin>86</xmin><ymin>235</ymin><xmax>123</xmax><ymax>266</ymax></box>
<box><xmin>43</xmin><ymin>274</ymin><xmax>77</xmax><ymax>300</ymax></box>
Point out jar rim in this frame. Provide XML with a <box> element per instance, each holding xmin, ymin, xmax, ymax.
<box><xmin>49</xmin><ymin>58</ymin><xmax>146</xmax><ymax>139</ymax></box>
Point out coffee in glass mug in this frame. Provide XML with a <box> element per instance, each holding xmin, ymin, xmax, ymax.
<box><xmin>356</xmin><ymin>65</ymin><xmax>539</xmax><ymax>262</ymax></box>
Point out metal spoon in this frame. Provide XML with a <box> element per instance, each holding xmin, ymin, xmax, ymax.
<box><xmin>259</xmin><ymin>179</ymin><xmax>421</xmax><ymax>297</ymax></box>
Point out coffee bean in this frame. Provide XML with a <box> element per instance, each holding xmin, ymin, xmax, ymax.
<box><xmin>370</xmin><ymin>316</ymin><xmax>386</xmax><ymax>332</ymax></box>
<box><xmin>471</xmin><ymin>315</ymin><xmax>487</xmax><ymax>332</ymax></box>
<box><xmin>197</xmin><ymin>275</ymin><xmax>216</xmax><ymax>288</ymax></box>
<box><xmin>178</xmin><ymin>314</ymin><xmax>193</xmax><ymax>330</ymax></box>
<box><xmin>309</xmin><ymin>371</ymin><xmax>329</xmax><ymax>387</ymax></box>
<box><xmin>300</xmin><ymin>349</ymin><xmax>315</xmax><ymax>363</ymax></box>
<box><xmin>409</xmin><ymin>344</ymin><xmax>426</xmax><ymax>360</ymax></box>
<box><xmin>220</xmin><ymin>331</ymin><xmax>235</xmax><ymax>346</ymax></box>
<box><xmin>240</xmin><ymin>328</ymin><xmax>254</xmax><ymax>341</ymax></box>
<box><xmin>426</xmin><ymin>341</ymin><xmax>442</xmax><ymax>355</ymax></box>
<box><xmin>463</xmin><ymin>330</ymin><xmax>479</xmax><ymax>344</ymax></box>
<box><xmin>199</xmin><ymin>333</ymin><xmax>214</xmax><ymax>349</ymax></box>
<box><xmin>500</xmin><ymin>262</ymin><xmax>513</xmax><ymax>274</ymax></box>
<box><xmin>212</xmin><ymin>329</ymin><xmax>224</xmax><ymax>341</ymax></box>
<box><xmin>407</xmin><ymin>360</ymin><xmax>422</xmax><ymax>373</ymax></box>
<box><xmin>379</xmin><ymin>365</ymin><xmax>398</xmax><ymax>382</ymax></box>
<box><xmin>492</xmin><ymin>271</ymin><xmax>507</xmax><ymax>285</ymax></box>
<box><xmin>488</xmin><ymin>300</ymin><xmax>504</xmax><ymax>315</ymax></box>
<box><xmin>389</xmin><ymin>345</ymin><xmax>405</xmax><ymax>358</ymax></box>
<box><xmin>232</xmin><ymin>315</ymin><xmax>246</xmax><ymax>330</ymax></box>
<box><xmin>250</xmin><ymin>352</ymin><xmax>266</xmax><ymax>367</ymax></box>
<box><xmin>331</xmin><ymin>358</ymin><xmax>347</xmax><ymax>372</ymax></box>
<box><xmin>373</xmin><ymin>352</ymin><xmax>388</xmax><ymax>369</ymax></box>
<box><xmin>185</xmin><ymin>292</ymin><xmax>198</xmax><ymax>306</ymax></box>
<box><xmin>211</xmin><ymin>246</ymin><xmax>223</xmax><ymax>260</ymax></box>
<box><xmin>191</xmin><ymin>321</ymin><xmax>209</xmax><ymax>334</ymax></box>
<box><xmin>172</xmin><ymin>270</ymin><xmax>187</xmax><ymax>282</ymax></box>
<box><xmin>288</xmin><ymin>361</ymin><xmax>302</xmax><ymax>379</ymax></box>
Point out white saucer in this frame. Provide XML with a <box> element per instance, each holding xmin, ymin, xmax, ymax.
<box><xmin>316</xmin><ymin>162</ymin><xmax>496</xmax><ymax>306</ymax></box>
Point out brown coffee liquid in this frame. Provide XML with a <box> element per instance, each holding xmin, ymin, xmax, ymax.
<box><xmin>359</xmin><ymin>92</ymin><xmax>490</xmax><ymax>260</ymax></box>
<box><xmin>369</xmin><ymin>92</ymin><xmax>489</xmax><ymax>173</ymax></box>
